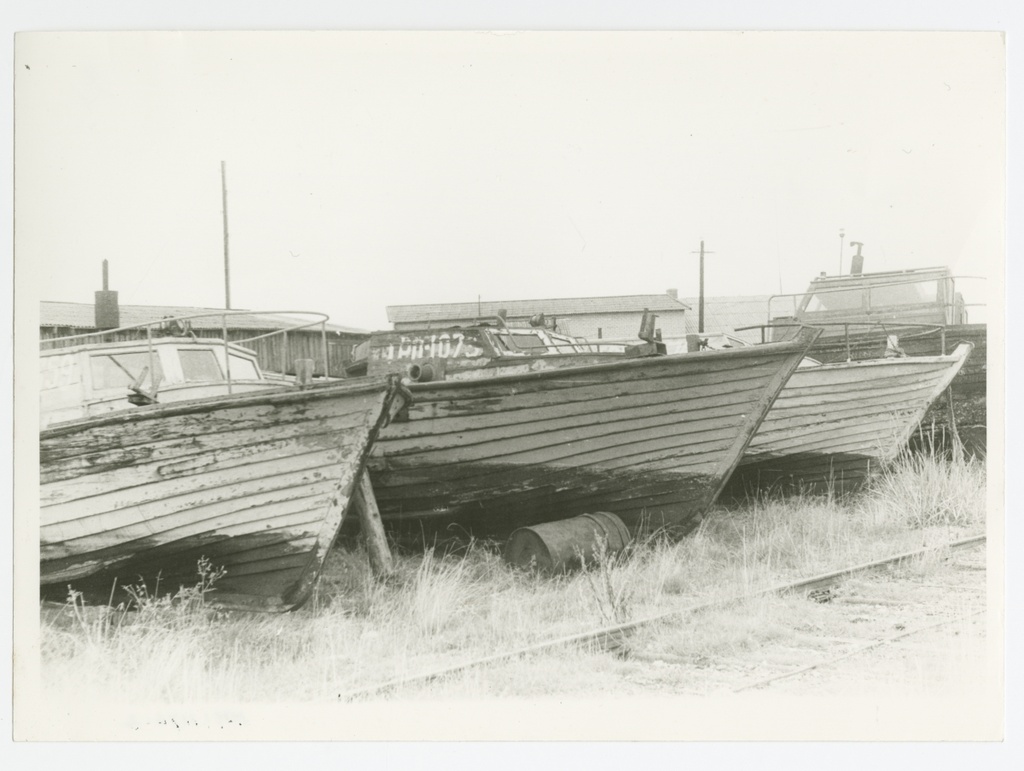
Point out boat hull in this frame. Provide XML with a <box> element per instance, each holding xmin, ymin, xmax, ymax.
<box><xmin>367</xmin><ymin>330</ymin><xmax>818</xmax><ymax>541</ymax></box>
<box><xmin>724</xmin><ymin>342</ymin><xmax>973</xmax><ymax>498</ymax></box>
<box><xmin>798</xmin><ymin>325</ymin><xmax>987</xmax><ymax>456</ymax></box>
<box><xmin>40</xmin><ymin>377</ymin><xmax>404</xmax><ymax>612</ymax></box>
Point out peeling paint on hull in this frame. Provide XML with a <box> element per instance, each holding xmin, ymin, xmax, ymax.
<box><xmin>368</xmin><ymin>330</ymin><xmax>818</xmax><ymax>540</ymax></box>
<box><xmin>40</xmin><ymin>377</ymin><xmax>404</xmax><ymax>612</ymax></box>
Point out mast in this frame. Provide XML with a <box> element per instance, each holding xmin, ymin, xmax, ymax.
<box><xmin>699</xmin><ymin>241</ymin><xmax>704</xmax><ymax>332</ymax></box>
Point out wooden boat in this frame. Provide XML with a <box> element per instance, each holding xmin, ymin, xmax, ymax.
<box><xmin>795</xmin><ymin>325</ymin><xmax>986</xmax><ymax>456</ymax></box>
<box><xmin>39</xmin><ymin>316</ymin><xmax>407</xmax><ymax>612</ymax></box>
<box><xmin>361</xmin><ymin>322</ymin><xmax>820</xmax><ymax>540</ymax></box>
<box><xmin>723</xmin><ymin>342</ymin><xmax>973</xmax><ymax>498</ymax></box>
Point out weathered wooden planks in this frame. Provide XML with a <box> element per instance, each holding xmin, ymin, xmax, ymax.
<box><xmin>724</xmin><ymin>342</ymin><xmax>973</xmax><ymax>497</ymax></box>
<box><xmin>368</xmin><ymin>328</ymin><xmax>819</xmax><ymax>540</ymax></box>
<box><xmin>804</xmin><ymin>324</ymin><xmax>987</xmax><ymax>456</ymax></box>
<box><xmin>40</xmin><ymin>376</ymin><xmax>405</xmax><ymax>611</ymax></box>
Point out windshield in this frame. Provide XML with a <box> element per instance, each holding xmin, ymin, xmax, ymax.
<box><xmin>869</xmin><ymin>280</ymin><xmax>939</xmax><ymax>308</ymax></box>
<box><xmin>179</xmin><ymin>349</ymin><xmax>224</xmax><ymax>381</ymax></box>
<box><xmin>89</xmin><ymin>351</ymin><xmax>165</xmax><ymax>391</ymax></box>
<box><xmin>802</xmin><ymin>289</ymin><xmax>863</xmax><ymax>313</ymax></box>
<box><xmin>495</xmin><ymin>332</ymin><xmax>548</xmax><ymax>352</ymax></box>
<box><xmin>227</xmin><ymin>354</ymin><xmax>261</xmax><ymax>380</ymax></box>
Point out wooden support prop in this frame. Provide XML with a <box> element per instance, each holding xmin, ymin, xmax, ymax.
<box><xmin>354</xmin><ymin>473</ymin><xmax>395</xmax><ymax>578</ymax></box>
<box><xmin>946</xmin><ymin>386</ymin><xmax>964</xmax><ymax>462</ymax></box>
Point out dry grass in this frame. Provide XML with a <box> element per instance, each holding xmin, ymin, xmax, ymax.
<box><xmin>860</xmin><ymin>449</ymin><xmax>986</xmax><ymax>529</ymax></box>
<box><xmin>38</xmin><ymin>451</ymin><xmax>986</xmax><ymax>702</ymax></box>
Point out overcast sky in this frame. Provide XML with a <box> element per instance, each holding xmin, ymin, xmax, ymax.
<box><xmin>15</xmin><ymin>31</ymin><xmax>1004</xmax><ymax>330</ymax></box>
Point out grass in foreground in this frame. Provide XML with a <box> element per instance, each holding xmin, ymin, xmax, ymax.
<box><xmin>38</xmin><ymin>452</ymin><xmax>987</xmax><ymax>702</ymax></box>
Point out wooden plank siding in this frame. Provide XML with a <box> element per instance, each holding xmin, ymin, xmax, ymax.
<box><xmin>40</xmin><ymin>376</ymin><xmax>405</xmax><ymax>612</ymax></box>
<box><xmin>799</xmin><ymin>324</ymin><xmax>987</xmax><ymax>456</ymax></box>
<box><xmin>367</xmin><ymin>328</ymin><xmax>819</xmax><ymax>543</ymax></box>
<box><xmin>723</xmin><ymin>342</ymin><xmax>973</xmax><ymax>498</ymax></box>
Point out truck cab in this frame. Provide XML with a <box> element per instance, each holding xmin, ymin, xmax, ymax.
<box><xmin>774</xmin><ymin>266</ymin><xmax>966</xmax><ymax>338</ymax></box>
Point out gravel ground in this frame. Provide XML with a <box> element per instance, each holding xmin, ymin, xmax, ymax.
<box><xmin>686</xmin><ymin>543</ymin><xmax>991</xmax><ymax>697</ymax></box>
<box><xmin>407</xmin><ymin>541</ymin><xmax>994</xmax><ymax>703</ymax></box>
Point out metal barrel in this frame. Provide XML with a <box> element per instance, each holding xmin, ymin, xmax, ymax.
<box><xmin>503</xmin><ymin>511</ymin><xmax>632</xmax><ymax>573</ymax></box>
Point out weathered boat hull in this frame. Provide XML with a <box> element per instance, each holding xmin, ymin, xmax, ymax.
<box><xmin>782</xmin><ymin>324</ymin><xmax>987</xmax><ymax>456</ymax></box>
<box><xmin>40</xmin><ymin>377</ymin><xmax>404</xmax><ymax>612</ymax></box>
<box><xmin>367</xmin><ymin>329</ymin><xmax>819</xmax><ymax>540</ymax></box>
<box><xmin>724</xmin><ymin>342</ymin><xmax>973</xmax><ymax>498</ymax></box>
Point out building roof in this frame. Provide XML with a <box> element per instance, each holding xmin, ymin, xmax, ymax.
<box><xmin>387</xmin><ymin>293</ymin><xmax>690</xmax><ymax>326</ymax></box>
<box><xmin>40</xmin><ymin>301</ymin><xmax>369</xmax><ymax>336</ymax></box>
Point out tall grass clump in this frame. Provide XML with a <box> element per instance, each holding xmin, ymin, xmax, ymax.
<box><xmin>578</xmin><ymin>532</ymin><xmax>639</xmax><ymax>623</ymax></box>
<box><xmin>40</xmin><ymin>558</ymin><xmax>229</xmax><ymax>702</ymax></box>
<box><xmin>861</xmin><ymin>449</ymin><xmax>986</xmax><ymax>530</ymax></box>
<box><xmin>391</xmin><ymin>546</ymin><xmax>486</xmax><ymax>634</ymax></box>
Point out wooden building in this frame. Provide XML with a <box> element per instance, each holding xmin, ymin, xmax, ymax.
<box><xmin>40</xmin><ymin>300</ymin><xmax>369</xmax><ymax>377</ymax></box>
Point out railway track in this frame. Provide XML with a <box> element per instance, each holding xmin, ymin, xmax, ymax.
<box><xmin>338</xmin><ymin>534</ymin><xmax>986</xmax><ymax>701</ymax></box>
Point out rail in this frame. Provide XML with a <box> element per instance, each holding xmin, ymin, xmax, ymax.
<box><xmin>337</xmin><ymin>534</ymin><xmax>984</xmax><ymax>701</ymax></box>
<box><xmin>735</xmin><ymin>320</ymin><xmax>953</xmax><ymax>360</ymax></box>
<box><xmin>40</xmin><ymin>309</ymin><xmax>336</xmax><ymax>395</ymax></box>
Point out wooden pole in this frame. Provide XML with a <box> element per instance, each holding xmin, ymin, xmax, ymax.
<box><xmin>353</xmin><ymin>472</ymin><xmax>394</xmax><ymax>578</ymax></box>
<box><xmin>221</xmin><ymin>161</ymin><xmax>231</xmax><ymax>310</ymax></box>
<box><xmin>945</xmin><ymin>386</ymin><xmax>964</xmax><ymax>462</ymax></box>
<box><xmin>698</xmin><ymin>240</ymin><xmax>705</xmax><ymax>333</ymax></box>
<box><xmin>691</xmin><ymin>241</ymin><xmax>714</xmax><ymax>334</ymax></box>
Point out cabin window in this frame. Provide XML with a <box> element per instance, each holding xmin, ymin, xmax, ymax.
<box><xmin>869</xmin><ymin>280</ymin><xmax>939</xmax><ymax>309</ymax></box>
<box><xmin>495</xmin><ymin>333</ymin><xmax>542</xmax><ymax>352</ymax></box>
<box><xmin>227</xmin><ymin>354</ymin><xmax>261</xmax><ymax>380</ymax></box>
<box><xmin>505</xmin><ymin>333</ymin><xmax>548</xmax><ymax>350</ymax></box>
<box><xmin>89</xmin><ymin>352</ymin><xmax>165</xmax><ymax>391</ymax></box>
<box><xmin>803</xmin><ymin>289</ymin><xmax>863</xmax><ymax>313</ymax></box>
<box><xmin>179</xmin><ymin>349</ymin><xmax>224</xmax><ymax>382</ymax></box>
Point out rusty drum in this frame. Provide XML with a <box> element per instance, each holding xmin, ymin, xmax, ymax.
<box><xmin>503</xmin><ymin>511</ymin><xmax>632</xmax><ymax>573</ymax></box>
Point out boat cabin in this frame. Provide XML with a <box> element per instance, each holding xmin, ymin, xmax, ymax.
<box><xmin>40</xmin><ymin>337</ymin><xmax>282</xmax><ymax>427</ymax></box>
<box><xmin>361</xmin><ymin>320</ymin><xmax>642</xmax><ymax>382</ymax></box>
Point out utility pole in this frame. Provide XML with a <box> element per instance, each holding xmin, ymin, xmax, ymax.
<box><xmin>222</xmin><ymin>161</ymin><xmax>231</xmax><ymax>310</ymax></box>
<box><xmin>838</xmin><ymin>228</ymin><xmax>845</xmax><ymax>275</ymax></box>
<box><xmin>691</xmin><ymin>241</ymin><xmax>715</xmax><ymax>333</ymax></box>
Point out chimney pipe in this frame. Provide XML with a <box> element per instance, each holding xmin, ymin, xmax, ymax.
<box><xmin>94</xmin><ymin>259</ymin><xmax>120</xmax><ymax>329</ymax></box>
<box><xmin>666</xmin><ymin>288</ymin><xmax>678</xmax><ymax>300</ymax></box>
<box><xmin>849</xmin><ymin>241</ymin><xmax>865</xmax><ymax>275</ymax></box>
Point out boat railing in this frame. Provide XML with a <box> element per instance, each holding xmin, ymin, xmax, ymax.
<box><xmin>734</xmin><ymin>320</ymin><xmax>953</xmax><ymax>361</ymax></box>
<box><xmin>40</xmin><ymin>310</ymin><xmax>336</xmax><ymax>397</ymax></box>
<box><xmin>568</xmin><ymin>337</ymin><xmax>636</xmax><ymax>353</ymax></box>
